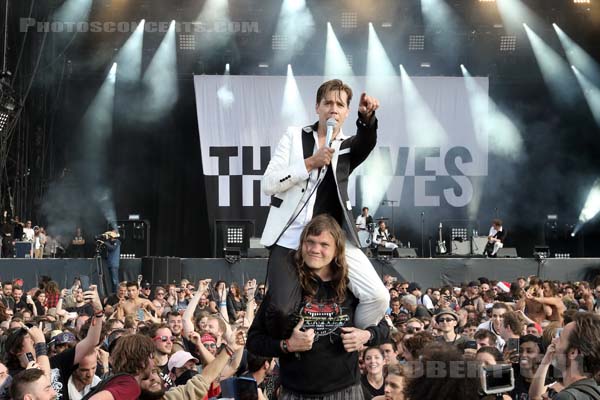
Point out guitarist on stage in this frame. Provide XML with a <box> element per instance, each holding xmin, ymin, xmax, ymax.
<box><xmin>372</xmin><ymin>220</ymin><xmax>399</xmax><ymax>256</ymax></box>
<box><xmin>484</xmin><ymin>219</ymin><xmax>506</xmax><ymax>257</ymax></box>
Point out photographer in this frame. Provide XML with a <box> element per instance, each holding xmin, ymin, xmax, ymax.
<box><xmin>97</xmin><ymin>229</ymin><xmax>121</xmax><ymax>294</ymax></box>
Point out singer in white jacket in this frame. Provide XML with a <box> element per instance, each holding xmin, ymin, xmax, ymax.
<box><xmin>259</xmin><ymin>79</ymin><xmax>389</xmax><ymax>338</ymax></box>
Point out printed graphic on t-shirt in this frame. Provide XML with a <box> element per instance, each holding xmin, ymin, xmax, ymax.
<box><xmin>50</xmin><ymin>368</ymin><xmax>64</xmax><ymax>399</ymax></box>
<box><xmin>300</xmin><ymin>296</ymin><xmax>350</xmax><ymax>340</ymax></box>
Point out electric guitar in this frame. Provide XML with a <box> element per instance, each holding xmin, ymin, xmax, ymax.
<box><xmin>436</xmin><ymin>222</ymin><xmax>447</xmax><ymax>254</ymax></box>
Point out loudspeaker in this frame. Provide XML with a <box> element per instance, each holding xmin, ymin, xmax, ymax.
<box><xmin>397</xmin><ymin>248</ymin><xmax>418</xmax><ymax>258</ymax></box>
<box><xmin>15</xmin><ymin>241</ymin><xmax>32</xmax><ymax>258</ymax></box>
<box><xmin>497</xmin><ymin>248</ymin><xmax>518</xmax><ymax>258</ymax></box>
<box><xmin>247</xmin><ymin>237</ymin><xmax>268</xmax><ymax>258</ymax></box>
<box><xmin>141</xmin><ymin>257</ymin><xmax>182</xmax><ymax>286</ymax></box>
<box><xmin>247</xmin><ymin>247</ymin><xmax>269</xmax><ymax>258</ymax></box>
<box><xmin>452</xmin><ymin>240</ymin><xmax>471</xmax><ymax>256</ymax></box>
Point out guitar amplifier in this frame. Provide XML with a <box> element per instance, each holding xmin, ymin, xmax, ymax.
<box><xmin>472</xmin><ymin>236</ymin><xmax>489</xmax><ymax>255</ymax></box>
<box><xmin>451</xmin><ymin>240</ymin><xmax>471</xmax><ymax>256</ymax></box>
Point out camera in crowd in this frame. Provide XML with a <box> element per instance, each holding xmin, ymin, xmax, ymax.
<box><xmin>480</xmin><ymin>364</ymin><xmax>515</xmax><ymax>396</ymax></box>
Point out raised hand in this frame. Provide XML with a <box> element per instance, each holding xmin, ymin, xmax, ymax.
<box><xmin>358</xmin><ymin>92</ymin><xmax>380</xmax><ymax>118</ymax></box>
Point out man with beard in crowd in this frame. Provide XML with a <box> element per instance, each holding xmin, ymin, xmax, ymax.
<box><xmin>148</xmin><ymin>324</ymin><xmax>174</xmax><ymax>389</ymax></box>
<box><xmin>137</xmin><ymin>336</ymin><xmax>244</xmax><ymax>400</ymax></box>
<box><xmin>530</xmin><ymin>312</ymin><xmax>600</xmax><ymax>399</ymax></box>
<box><xmin>88</xmin><ymin>334</ymin><xmax>156</xmax><ymax>399</ymax></box>
<box><xmin>67</xmin><ymin>352</ymin><xmax>101</xmax><ymax>400</ymax></box>
<box><xmin>10</xmin><ymin>369</ymin><xmax>58</xmax><ymax>400</ymax></box>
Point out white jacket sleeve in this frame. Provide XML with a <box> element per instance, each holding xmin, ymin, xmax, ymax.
<box><xmin>261</xmin><ymin>128</ymin><xmax>310</xmax><ymax>197</ymax></box>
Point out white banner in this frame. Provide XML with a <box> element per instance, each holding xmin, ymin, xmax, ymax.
<box><xmin>194</xmin><ymin>75</ymin><xmax>488</xmax><ymax>211</ymax></box>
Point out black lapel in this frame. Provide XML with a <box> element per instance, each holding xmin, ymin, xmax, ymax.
<box><xmin>302</xmin><ymin>122</ymin><xmax>319</xmax><ymax>159</ymax></box>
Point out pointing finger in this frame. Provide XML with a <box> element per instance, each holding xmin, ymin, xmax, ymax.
<box><xmin>294</xmin><ymin>318</ymin><xmax>305</xmax><ymax>331</ymax></box>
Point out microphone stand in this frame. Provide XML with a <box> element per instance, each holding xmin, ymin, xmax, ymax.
<box><xmin>381</xmin><ymin>200</ymin><xmax>399</xmax><ymax>240</ymax></box>
<box><xmin>420</xmin><ymin>212</ymin><xmax>425</xmax><ymax>258</ymax></box>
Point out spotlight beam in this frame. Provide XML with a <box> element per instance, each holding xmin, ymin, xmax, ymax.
<box><xmin>281</xmin><ymin>65</ymin><xmax>308</xmax><ymax>127</ymax></box>
<box><xmin>273</xmin><ymin>0</ymin><xmax>315</xmax><ymax>64</ymax></box>
<box><xmin>460</xmin><ymin>64</ymin><xmax>523</xmax><ymax>159</ymax></box>
<box><xmin>497</xmin><ymin>0</ymin><xmax>546</xmax><ymax>34</ymax></box>
<box><xmin>420</xmin><ymin>0</ymin><xmax>462</xmax><ymax>61</ymax></box>
<box><xmin>324</xmin><ymin>23</ymin><xmax>353</xmax><ymax>78</ymax></box>
<box><xmin>573</xmin><ymin>178</ymin><xmax>600</xmax><ymax>235</ymax></box>
<box><xmin>115</xmin><ymin>20</ymin><xmax>145</xmax><ymax>83</ymax></box>
<box><xmin>366</xmin><ymin>23</ymin><xmax>399</xmax><ymax>94</ymax></box>
<box><xmin>554</xmin><ymin>24</ymin><xmax>600</xmax><ymax>85</ymax></box>
<box><xmin>53</xmin><ymin>0</ymin><xmax>93</xmax><ymax>22</ymax></box>
<box><xmin>399</xmin><ymin>65</ymin><xmax>447</xmax><ymax>148</ymax></box>
<box><xmin>524</xmin><ymin>24</ymin><xmax>579</xmax><ymax>106</ymax></box>
<box><xmin>572</xmin><ymin>66</ymin><xmax>600</xmax><ymax>127</ymax></box>
<box><xmin>143</xmin><ymin>21</ymin><xmax>178</xmax><ymax>121</ymax></box>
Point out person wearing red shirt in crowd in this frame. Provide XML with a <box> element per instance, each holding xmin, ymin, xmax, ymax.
<box><xmin>88</xmin><ymin>334</ymin><xmax>156</xmax><ymax>400</ymax></box>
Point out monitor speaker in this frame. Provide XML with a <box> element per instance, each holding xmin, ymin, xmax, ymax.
<box><xmin>141</xmin><ymin>257</ymin><xmax>182</xmax><ymax>286</ymax></box>
<box><xmin>496</xmin><ymin>248</ymin><xmax>518</xmax><ymax>258</ymax></box>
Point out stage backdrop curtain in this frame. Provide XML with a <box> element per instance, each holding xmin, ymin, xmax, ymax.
<box><xmin>193</xmin><ymin>76</ymin><xmax>488</xmax><ymax>252</ymax></box>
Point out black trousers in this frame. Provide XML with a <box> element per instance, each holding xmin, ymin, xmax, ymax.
<box><xmin>265</xmin><ymin>245</ymin><xmax>303</xmax><ymax>339</ymax></box>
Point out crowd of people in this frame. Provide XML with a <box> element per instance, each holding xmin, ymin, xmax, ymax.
<box><xmin>1</xmin><ymin>79</ymin><xmax>599</xmax><ymax>400</ymax></box>
<box><xmin>0</xmin><ymin>216</ymin><xmax>89</xmax><ymax>259</ymax></box>
<box><xmin>0</xmin><ymin>265</ymin><xmax>599</xmax><ymax>399</ymax></box>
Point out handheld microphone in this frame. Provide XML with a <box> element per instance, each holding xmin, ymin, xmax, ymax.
<box><xmin>325</xmin><ymin>118</ymin><xmax>336</xmax><ymax>148</ymax></box>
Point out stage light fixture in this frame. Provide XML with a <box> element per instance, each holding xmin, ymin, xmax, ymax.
<box><xmin>258</xmin><ymin>63</ymin><xmax>269</xmax><ymax>68</ymax></box>
<box><xmin>0</xmin><ymin>76</ymin><xmax>18</xmax><ymax>133</ymax></box>
<box><xmin>573</xmin><ymin>0</ymin><xmax>591</xmax><ymax>3</ymax></box>
<box><xmin>340</xmin><ymin>12</ymin><xmax>358</xmax><ymax>29</ymax></box>
<box><xmin>500</xmin><ymin>35</ymin><xmax>517</xmax><ymax>51</ymax></box>
<box><xmin>0</xmin><ymin>112</ymin><xmax>9</xmax><ymax>132</ymax></box>
<box><xmin>409</xmin><ymin>35</ymin><xmax>425</xmax><ymax>51</ymax></box>
<box><xmin>272</xmin><ymin>34</ymin><xmax>288</xmax><ymax>50</ymax></box>
<box><xmin>178</xmin><ymin>34</ymin><xmax>196</xmax><ymax>51</ymax></box>
<box><xmin>479</xmin><ymin>0</ymin><xmax>496</xmax><ymax>2</ymax></box>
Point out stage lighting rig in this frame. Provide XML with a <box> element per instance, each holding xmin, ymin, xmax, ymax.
<box><xmin>408</xmin><ymin>35</ymin><xmax>425</xmax><ymax>51</ymax></box>
<box><xmin>0</xmin><ymin>72</ymin><xmax>19</xmax><ymax>134</ymax></box>
<box><xmin>500</xmin><ymin>35</ymin><xmax>517</xmax><ymax>52</ymax></box>
<box><xmin>340</xmin><ymin>12</ymin><xmax>358</xmax><ymax>29</ymax></box>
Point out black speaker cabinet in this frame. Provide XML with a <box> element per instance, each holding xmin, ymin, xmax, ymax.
<box><xmin>397</xmin><ymin>248</ymin><xmax>418</xmax><ymax>258</ymax></box>
<box><xmin>141</xmin><ymin>257</ymin><xmax>182</xmax><ymax>286</ymax></box>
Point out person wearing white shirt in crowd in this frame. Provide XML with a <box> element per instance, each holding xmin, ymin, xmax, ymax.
<box><xmin>407</xmin><ymin>282</ymin><xmax>434</xmax><ymax>312</ymax></box>
<box><xmin>372</xmin><ymin>220</ymin><xmax>398</xmax><ymax>253</ymax></box>
<box><xmin>355</xmin><ymin>207</ymin><xmax>373</xmax><ymax>230</ymax></box>
<box><xmin>22</xmin><ymin>220</ymin><xmax>34</xmax><ymax>241</ymax></box>
<box><xmin>68</xmin><ymin>352</ymin><xmax>102</xmax><ymax>400</ymax></box>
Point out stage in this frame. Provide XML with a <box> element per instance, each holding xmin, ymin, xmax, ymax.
<box><xmin>4</xmin><ymin>257</ymin><xmax>600</xmax><ymax>292</ymax></box>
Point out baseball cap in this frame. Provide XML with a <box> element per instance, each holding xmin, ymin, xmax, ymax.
<box><xmin>141</xmin><ymin>281</ymin><xmax>151</xmax><ymax>289</ymax></box>
<box><xmin>51</xmin><ymin>332</ymin><xmax>77</xmax><ymax>345</ymax></box>
<box><xmin>168</xmin><ymin>351</ymin><xmax>199</xmax><ymax>371</ymax></box>
<box><xmin>468</xmin><ymin>281</ymin><xmax>480</xmax><ymax>288</ymax></box>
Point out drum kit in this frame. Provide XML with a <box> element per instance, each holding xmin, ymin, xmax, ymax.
<box><xmin>357</xmin><ymin>222</ymin><xmax>378</xmax><ymax>248</ymax></box>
